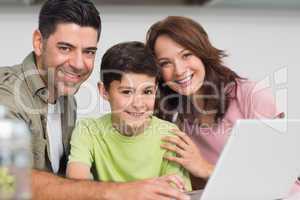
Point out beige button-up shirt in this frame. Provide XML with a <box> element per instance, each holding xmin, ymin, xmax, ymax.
<box><xmin>0</xmin><ymin>52</ymin><xmax>77</xmax><ymax>174</ymax></box>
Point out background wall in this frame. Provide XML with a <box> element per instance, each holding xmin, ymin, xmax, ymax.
<box><xmin>0</xmin><ymin>5</ymin><xmax>299</xmax><ymax>119</ymax></box>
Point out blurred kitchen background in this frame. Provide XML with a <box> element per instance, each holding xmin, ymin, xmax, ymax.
<box><xmin>1</xmin><ymin>0</ymin><xmax>300</xmax><ymax>8</ymax></box>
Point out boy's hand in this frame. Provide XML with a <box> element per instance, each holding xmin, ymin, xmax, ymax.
<box><xmin>161</xmin><ymin>173</ymin><xmax>188</xmax><ymax>192</ymax></box>
<box><xmin>109</xmin><ymin>174</ymin><xmax>190</xmax><ymax>200</ymax></box>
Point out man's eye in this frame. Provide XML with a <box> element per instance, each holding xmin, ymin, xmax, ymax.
<box><xmin>59</xmin><ymin>46</ymin><xmax>71</xmax><ymax>52</ymax></box>
<box><xmin>85</xmin><ymin>50</ymin><xmax>96</xmax><ymax>57</ymax></box>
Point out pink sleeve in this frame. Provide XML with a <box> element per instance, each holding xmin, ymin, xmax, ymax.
<box><xmin>288</xmin><ymin>180</ymin><xmax>300</xmax><ymax>197</ymax></box>
<box><xmin>242</xmin><ymin>81</ymin><xmax>279</xmax><ymax>119</ymax></box>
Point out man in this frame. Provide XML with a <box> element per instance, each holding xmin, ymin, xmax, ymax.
<box><xmin>0</xmin><ymin>0</ymin><xmax>190</xmax><ymax>199</ymax></box>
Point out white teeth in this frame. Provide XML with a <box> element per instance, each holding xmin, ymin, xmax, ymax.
<box><xmin>127</xmin><ymin>112</ymin><xmax>144</xmax><ymax>117</ymax></box>
<box><xmin>65</xmin><ymin>71</ymin><xmax>80</xmax><ymax>77</ymax></box>
<box><xmin>61</xmin><ymin>69</ymin><xmax>80</xmax><ymax>78</ymax></box>
<box><xmin>176</xmin><ymin>75</ymin><xmax>193</xmax><ymax>84</ymax></box>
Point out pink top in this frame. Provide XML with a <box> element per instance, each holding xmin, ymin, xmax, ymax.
<box><xmin>182</xmin><ymin>79</ymin><xmax>300</xmax><ymax>196</ymax></box>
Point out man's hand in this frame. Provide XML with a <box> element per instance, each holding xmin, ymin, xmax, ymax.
<box><xmin>32</xmin><ymin>170</ymin><xmax>190</xmax><ymax>200</ymax></box>
<box><xmin>108</xmin><ymin>174</ymin><xmax>190</xmax><ymax>200</ymax></box>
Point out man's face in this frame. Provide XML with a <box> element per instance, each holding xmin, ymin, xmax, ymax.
<box><xmin>36</xmin><ymin>23</ymin><xmax>98</xmax><ymax>98</ymax></box>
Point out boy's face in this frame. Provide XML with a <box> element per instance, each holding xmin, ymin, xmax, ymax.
<box><xmin>100</xmin><ymin>73</ymin><xmax>157</xmax><ymax>135</ymax></box>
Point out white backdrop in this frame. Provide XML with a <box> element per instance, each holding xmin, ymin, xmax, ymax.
<box><xmin>0</xmin><ymin>5</ymin><xmax>299</xmax><ymax>119</ymax></box>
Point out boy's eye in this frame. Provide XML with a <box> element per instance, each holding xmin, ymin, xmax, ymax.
<box><xmin>144</xmin><ymin>89</ymin><xmax>154</xmax><ymax>95</ymax></box>
<box><xmin>121</xmin><ymin>90</ymin><xmax>133</xmax><ymax>95</ymax></box>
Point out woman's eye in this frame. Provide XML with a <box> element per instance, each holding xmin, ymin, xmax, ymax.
<box><xmin>182</xmin><ymin>53</ymin><xmax>192</xmax><ymax>59</ymax></box>
<box><xmin>159</xmin><ymin>61</ymin><xmax>171</xmax><ymax>68</ymax></box>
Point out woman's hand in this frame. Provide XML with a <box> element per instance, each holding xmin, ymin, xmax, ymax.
<box><xmin>161</xmin><ymin>128</ymin><xmax>214</xmax><ymax>179</ymax></box>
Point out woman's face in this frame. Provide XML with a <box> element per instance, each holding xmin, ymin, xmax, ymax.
<box><xmin>154</xmin><ymin>35</ymin><xmax>205</xmax><ymax>96</ymax></box>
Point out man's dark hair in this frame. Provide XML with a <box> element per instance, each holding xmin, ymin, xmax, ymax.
<box><xmin>39</xmin><ymin>0</ymin><xmax>101</xmax><ymax>40</ymax></box>
<box><xmin>100</xmin><ymin>41</ymin><xmax>160</xmax><ymax>90</ymax></box>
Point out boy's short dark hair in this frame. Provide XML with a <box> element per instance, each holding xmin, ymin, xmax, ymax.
<box><xmin>39</xmin><ymin>0</ymin><xmax>101</xmax><ymax>40</ymax></box>
<box><xmin>100</xmin><ymin>41</ymin><xmax>160</xmax><ymax>90</ymax></box>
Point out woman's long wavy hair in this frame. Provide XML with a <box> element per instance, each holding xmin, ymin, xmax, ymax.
<box><xmin>146</xmin><ymin>16</ymin><xmax>243</xmax><ymax>125</ymax></box>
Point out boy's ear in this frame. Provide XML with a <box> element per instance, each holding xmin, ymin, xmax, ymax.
<box><xmin>155</xmin><ymin>84</ymin><xmax>158</xmax><ymax>92</ymax></box>
<box><xmin>98</xmin><ymin>82</ymin><xmax>109</xmax><ymax>100</ymax></box>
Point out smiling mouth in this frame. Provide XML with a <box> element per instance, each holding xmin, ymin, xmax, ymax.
<box><xmin>59</xmin><ymin>69</ymin><xmax>83</xmax><ymax>83</ymax></box>
<box><xmin>125</xmin><ymin>111</ymin><xmax>146</xmax><ymax>117</ymax></box>
<box><xmin>174</xmin><ymin>74</ymin><xmax>193</xmax><ymax>85</ymax></box>
<box><xmin>64</xmin><ymin>70</ymin><xmax>81</xmax><ymax>78</ymax></box>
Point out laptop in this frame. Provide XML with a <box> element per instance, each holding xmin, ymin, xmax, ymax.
<box><xmin>186</xmin><ymin>119</ymin><xmax>300</xmax><ymax>200</ymax></box>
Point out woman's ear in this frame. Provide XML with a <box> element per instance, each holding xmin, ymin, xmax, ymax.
<box><xmin>33</xmin><ymin>29</ymin><xmax>44</xmax><ymax>57</ymax></box>
<box><xmin>98</xmin><ymin>82</ymin><xmax>109</xmax><ymax>101</ymax></box>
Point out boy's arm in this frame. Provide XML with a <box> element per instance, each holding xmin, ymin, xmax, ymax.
<box><xmin>66</xmin><ymin>162</ymin><xmax>91</xmax><ymax>179</ymax></box>
<box><xmin>67</xmin><ymin>119</ymin><xmax>94</xmax><ymax>177</ymax></box>
<box><xmin>160</xmin><ymin>124</ymin><xmax>192</xmax><ymax>191</ymax></box>
<box><xmin>160</xmin><ymin>151</ymin><xmax>192</xmax><ymax>191</ymax></box>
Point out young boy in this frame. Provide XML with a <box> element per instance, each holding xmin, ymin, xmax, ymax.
<box><xmin>67</xmin><ymin>41</ymin><xmax>191</xmax><ymax>191</ymax></box>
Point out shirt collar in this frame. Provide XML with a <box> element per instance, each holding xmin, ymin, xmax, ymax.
<box><xmin>21</xmin><ymin>52</ymin><xmax>48</xmax><ymax>103</ymax></box>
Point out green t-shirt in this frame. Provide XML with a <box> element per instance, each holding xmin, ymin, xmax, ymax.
<box><xmin>68</xmin><ymin>113</ymin><xmax>191</xmax><ymax>190</ymax></box>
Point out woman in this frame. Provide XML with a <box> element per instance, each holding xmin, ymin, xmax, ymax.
<box><xmin>145</xmin><ymin>16</ymin><xmax>296</xmax><ymax>191</ymax></box>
